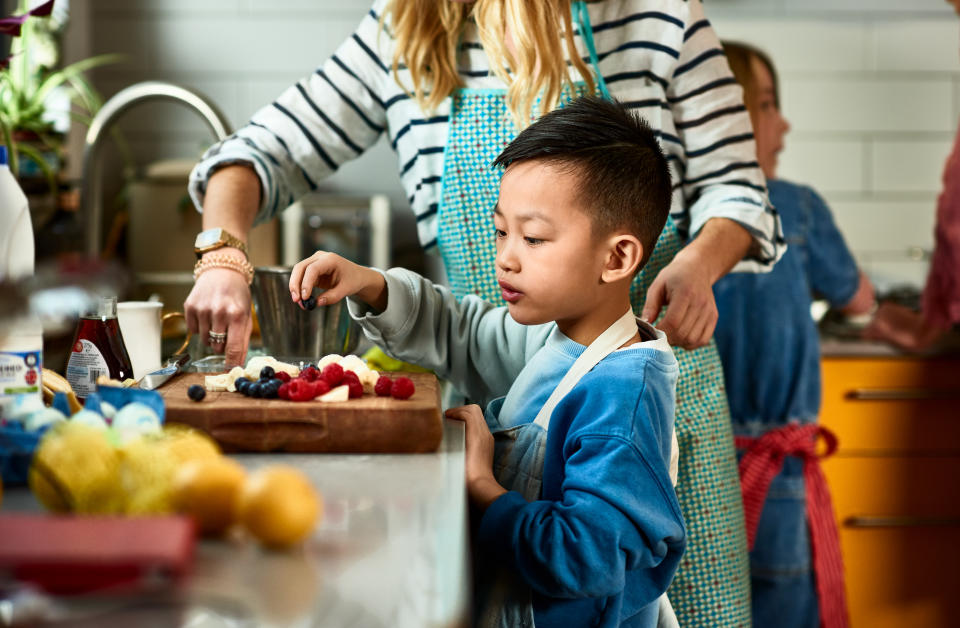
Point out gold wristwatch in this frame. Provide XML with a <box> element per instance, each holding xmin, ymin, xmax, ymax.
<box><xmin>194</xmin><ymin>227</ymin><xmax>248</xmax><ymax>259</ymax></box>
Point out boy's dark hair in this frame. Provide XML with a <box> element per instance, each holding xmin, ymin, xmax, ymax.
<box><xmin>493</xmin><ymin>96</ymin><xmax>672</xmax><ymax>269</ymax></box>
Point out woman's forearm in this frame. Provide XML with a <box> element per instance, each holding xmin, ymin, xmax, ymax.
<box><xmin>679</xmin><ymin>217</ymin><xmax>754</xmax><ymax>284</ymax></box>
<box><xmin>199</xmin><ymin>164</ymin><xmax>262</xmax><ymax>248</ymax></box>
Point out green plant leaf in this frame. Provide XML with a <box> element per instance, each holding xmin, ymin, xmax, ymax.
<box><xmin>0</xmin><ymin>114</ymin><xmax>18</xmax><ymax>175</ymax></box>
<box><xmin>14</xmin><ymin>139</ymin><xmax>57</xmax><ymax>198</ymax></box>
<box><xmin>30</xmin><ymin>53</ymin><xmax>125</xmax><ymax>110</ymax></box>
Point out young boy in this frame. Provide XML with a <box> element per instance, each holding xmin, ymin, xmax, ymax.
<box><xmin>289</xmin><ymin>96</ymin><xmax>685</xmax><ymax>628</ymax></box>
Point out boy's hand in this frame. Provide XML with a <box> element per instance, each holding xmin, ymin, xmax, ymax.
<box><xmin>288</xmin><ymin>251</ymin><xmax>387</xmax><ymax>311</ymax></box>
<box><xmin>445</xmin><ymin>405</ymin><xmax>507</xmax><ymax>511</ymax></box>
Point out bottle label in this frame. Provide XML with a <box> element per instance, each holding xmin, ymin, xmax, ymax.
<box><xmin>66</xmin><ymin>339</ymin><xmax>110</xmax><ymax>397</ymax></box>
<box><xmin>0</xmin><ymin>350</ymin><xmax>42</xmax><ymax>396</ymax></box>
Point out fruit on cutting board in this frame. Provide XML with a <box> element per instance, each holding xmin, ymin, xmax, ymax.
<box><xmin>172</xmin><ymin>456</ymin><xmax>247</xmax><ymax>536</ymax></box>
<box><xmin>239</xmin><ymin>466</ymin><xmax>322</xmax><ymax>549</ymax></box>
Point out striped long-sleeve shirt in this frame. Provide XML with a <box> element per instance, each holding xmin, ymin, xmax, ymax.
<box><xmin>189</xmin><ymin>0</ymin><xmax>785</xmax><ymax>271</ymax></box>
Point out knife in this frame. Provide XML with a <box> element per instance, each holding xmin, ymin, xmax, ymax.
<box><xmin>139</xmin><ymin>353</ymin><xmax>192</xmax><ymax>390</ymax></box>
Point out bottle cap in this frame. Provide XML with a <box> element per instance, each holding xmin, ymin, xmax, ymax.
<box><xmin>0</xmin><ymin>145</ymin><xmax>7</xmax><ymax>166</ymax></box>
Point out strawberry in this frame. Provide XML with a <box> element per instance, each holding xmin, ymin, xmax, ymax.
<box><xmin>391</xmin><ymin>376</ymin><xmax>415</xmax><ymax>400</ymax></box>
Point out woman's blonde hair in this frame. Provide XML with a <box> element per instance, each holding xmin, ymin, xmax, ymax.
<box><xmin>383</xmin><ymin>0</ymin><xmax>595</xmax><ymax>127</ymax></box>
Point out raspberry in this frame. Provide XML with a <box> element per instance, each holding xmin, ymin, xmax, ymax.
<box><xmin>310</xmin><ymin>379</ymin><xmax>331</xmax><ymax>398</ymax></box>
<box><xmin>346</xmin><ymin>379</ymin><xmax>363</xmax><ymax>399</ymax></box>
<box><xmin>299</xmin><ymin>366</ymin><xmax>320</xmax><ymax>382</ymax></box>
<box><xmin>391</xmin><ymin>376</ymin><xmax>415</xmax><ymax>400</ymax></box>
<box><xmin>342</xmin><ymin>370</ymin><xmax>360</xmax><ymax>383</ymax></box>
<box><xmin>374</xmin><ymin>376</ymin><xmax>393</xmax><ymax>397</ymax></box>
<box><xmin>321</xmin><ymin>363</ymin><xmax>344</xmax><ymax>386</ymax></box>
<box><xmin>275</xmin><ymin>371</ymin><xmax>291</xmax><ymax>383</ymax></box>
<box><xmin>287</xmin><ymin>379</ymin><xmax>313</xmax><ymax>402</ymax></box>
<box><xmin>277</xmin><ymin>382</ymin><xmax>291</xmax><ymax>400</ymax></box>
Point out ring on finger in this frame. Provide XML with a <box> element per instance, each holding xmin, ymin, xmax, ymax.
<box><xmin>208</xmin><ymin>330</ymin><xmax>227</xmax><ymax>343</ymax></box>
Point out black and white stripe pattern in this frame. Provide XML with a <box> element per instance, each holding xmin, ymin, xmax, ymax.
<box><xmin>189</xmin><ymin>0</ymin><xmax>785</xmax><ymax>271</ymax></box>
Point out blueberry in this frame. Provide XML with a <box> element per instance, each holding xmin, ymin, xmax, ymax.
<box><xmin>303</xmin><ymin>296</ymin><xmax>317</xmax><ymax>310</ymax></box>
<box><xmin>259</xmin><ymin>365</ymin><xmax>275</xmax><ymax>381</ymax></box>
<box><xmin>234</xmin><ymin>377</ymin><xmax>250</xmax><ymax>393</ymax></box>
<box><xmin>247</xmin><ymin>381</ymin><xmax>263</xmax><ymax>398</ymax></box>
<box><xmin>187</xmin><ymin>384</ymin><xmax>206</xmax><ymax>402</ymax></box>
<box><xmin>262</xmin><ymin>381</ymin><xmax>280</xmax><ymax>399</ymax></box>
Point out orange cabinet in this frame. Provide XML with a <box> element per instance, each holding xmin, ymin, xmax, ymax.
<box><xmin>820</xmin><ymin>356</ymin><xmax>960</xmax><ymax>628</ymax></box>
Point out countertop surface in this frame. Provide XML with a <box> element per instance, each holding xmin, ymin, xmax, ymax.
<box><xmin>2</xmin><ymin>419</ymin><xmax>469</xmax><ymax>628</ymax></box>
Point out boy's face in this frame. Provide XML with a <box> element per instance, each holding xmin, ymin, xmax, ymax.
<box><xmin>493</xmin><ymin>160</ymin><xmax>611</xmax><ymax>326</ymax></box>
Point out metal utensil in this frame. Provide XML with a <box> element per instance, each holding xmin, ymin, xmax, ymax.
<box><xmin>139</xmin><ymin>353</ymin><xmax>191</xmax><ymax>390</ymax></box>
<box><xmin>251</xmin><ymin>266</ymin><xmax>360</xmax><ymax>363</ymax></box>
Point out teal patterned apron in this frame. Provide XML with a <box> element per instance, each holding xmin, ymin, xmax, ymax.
<box><xmin>436</xmin><ymin>2</ymin><xmax>752</xmax><ymax>625</ymax></box>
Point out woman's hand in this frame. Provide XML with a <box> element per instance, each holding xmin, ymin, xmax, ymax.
<box><xmin>641</xmin><ymin>249</ymin><xmax>718</xmax><ymax>350</ymax></box>
<box><xmin>642</xmin><ymin>217</ymin><xmax>753</xmax><ymax>350</ymax></box>
<box><xmin>184</xmin><ymin>266</ymin><xmax>253</xmax><ymax>367</ymax></box>
<box><xmin>445</xmin><ymin>404</ymin><xmax>506</xmax><ymax>511</ymax></box>
<box><xmin>288</xmin><ymin>251</ymin><xmax>387</xmax><ymax>311</ymax></box>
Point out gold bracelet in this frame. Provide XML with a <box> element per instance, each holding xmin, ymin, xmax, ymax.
<box><xmin>194</xmin><ymin>253</ymin><xmax>255</xmax><ymax>285</ymax></box>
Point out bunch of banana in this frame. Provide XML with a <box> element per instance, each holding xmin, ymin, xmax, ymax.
<box><xmin>41</xmin><ymin>368</ymin><xmax>82</xmax><ymax>414</ymax></box>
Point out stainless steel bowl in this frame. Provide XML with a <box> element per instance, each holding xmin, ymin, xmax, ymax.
<box><xmin>251</xmin><ymin>266</ymin><xmax>360</xmax><ymax>363</ymax></box>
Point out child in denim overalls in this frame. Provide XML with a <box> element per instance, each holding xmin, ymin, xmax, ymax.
<box><xmin>289</xmin><ymin>96</ymin><xmax>685</xmax><ymax>628</ymax></box>
<box><xmin>712</xmin><ymin>42</ymin><xmax>877</xmax><ymax>628</ymax></box>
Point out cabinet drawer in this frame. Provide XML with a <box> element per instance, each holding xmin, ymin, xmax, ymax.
<box><xmin>839</xmin><ymin>526</ymin><xmax>960</xmax><ymax>628</ymax></box>
<box><xmin>823</xmin><ymin>456</ymin><xmax>960</xmax><ymax>522</ymax></box>
<box><xmin>821</xmin><ymin>357</ymin><xmax>960</xmax><ymax>454</ymax></box>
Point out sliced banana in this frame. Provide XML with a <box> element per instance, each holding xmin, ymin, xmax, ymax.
<box><xmin>318</xmin><ymin>384</ymin><xmax>349</xmax><ymax>403</ymax></box>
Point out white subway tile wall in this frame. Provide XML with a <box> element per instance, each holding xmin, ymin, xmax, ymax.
<box><xmin>84</xmin><ymin>0</ymin><xmax>959</xmax><ymax>288</ymax></box>
<box><xmin>712</xmin><ymin>0</ymin><xmax>959</xmax><ymax>289</ymax></box>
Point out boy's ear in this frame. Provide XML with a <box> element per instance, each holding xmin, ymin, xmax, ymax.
<box><xmin>600</xmin><ymin>234</ymin><xmax>643</xmax><ymax>283</ymax></box>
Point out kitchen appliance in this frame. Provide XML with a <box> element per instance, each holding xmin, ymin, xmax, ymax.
<box><xmin>280</xmin><ymin>193</ymin><xmax>391</xmax><ymax>270</ymax></box>
<box><xmin>250</xmin><ymin>266</ymin><xmax>360</xmax><ymax>364</ymax></box>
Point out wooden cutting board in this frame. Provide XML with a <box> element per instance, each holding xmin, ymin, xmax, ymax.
<box><xmin>157</xmin><ymin>372</ymin><xmax>443</xmax><ymax>453</ymax></box>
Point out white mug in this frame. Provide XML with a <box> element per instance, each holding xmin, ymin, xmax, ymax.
<box><xmin>117</xmin><ymin>301</ymin><xmax>188</xmax><ymax>380</ymax></box>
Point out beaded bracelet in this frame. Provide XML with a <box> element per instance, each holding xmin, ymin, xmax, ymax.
<box><xmin>194</xmin><ymin>252</ymin><xmax>255</xmax><ymax>285</ymax></box>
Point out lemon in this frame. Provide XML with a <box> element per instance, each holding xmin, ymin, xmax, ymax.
<box><xmin>161</xmin><ymin>425</ymin><xmax>221</xmax><ymax>465</ymax></box>
<box><xmin>239</xmin><ymin>466</ymin><xmax>321</xmax><ymax>549</ymax></box>
<box><xmin>117</xmin><ymin>435</ymin><xmax>180</xmax><ymax>515</ymax></box>
<box><xmin>29</xmin><ymin>422</ymin><xmax>121</xmax><ymax>514</ymax></box>
<box><xmin>172</xmin><ymin>457</ymin><xmax>247</xmax><ymax>536</ymax></box>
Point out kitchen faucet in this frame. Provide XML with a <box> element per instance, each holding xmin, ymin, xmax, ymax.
<box><xmin>79</xmin><ymin>81</ymin><xmax>232</xmax><ymax>257</ymax></box>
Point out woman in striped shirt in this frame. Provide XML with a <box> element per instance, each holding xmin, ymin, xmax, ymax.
<box><xmin>186</xmin><ymin>1</ymin><xmax>784</xmax><ymax>625</ymax></box>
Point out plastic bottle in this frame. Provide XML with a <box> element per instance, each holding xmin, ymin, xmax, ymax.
<box><xmin>0</xmin><ymin>145</ymin><xmax>44</xmax><ymax>419</ymax></box>
<box><xmin>65</xmin><ymin>296</ymin><xmax>134</xmax><ymax>399</ymax></box>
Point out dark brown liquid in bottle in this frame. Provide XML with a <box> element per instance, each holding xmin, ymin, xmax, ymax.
<box><xmin>71</xmin><ymin>315</ymin><xmax>134</xmax><ymax>383</ymax></box>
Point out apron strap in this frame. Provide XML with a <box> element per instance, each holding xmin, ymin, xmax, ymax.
<box><xmin>533</xmin><ymin>309</ymin><xmax>638</xmax><ymax>430</ymax></box>
<box><xmin>573</xmin><ymin>1</ymin><xmax>612</xmax><ymax>101</ymax></box>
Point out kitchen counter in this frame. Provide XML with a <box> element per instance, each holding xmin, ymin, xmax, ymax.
<box><xmin>1</xmin><ymin>419</ymin><xmax>469</xmax><ymax>628</ymax></box>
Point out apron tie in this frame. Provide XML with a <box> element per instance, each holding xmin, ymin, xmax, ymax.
<box><xmin>735</xmin><ymin>424</ymin><xmax>848</xmax><ymax>628</ymax></box>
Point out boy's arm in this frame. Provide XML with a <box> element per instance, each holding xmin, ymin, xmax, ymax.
<box><xmin>802</xmin><ymin>186</ymin><xmax>875</xmax><ymax>314</ymax></box>
<box><xmin>347</xmin><ymin>268</ymin><xmax>551</xmax><ymax>404</ymax></box>
<box><xmin>476</xmin><ymin>378</ymin><xmax>685</xmax><ymax>604</ymax></box>
<box><xmin>288</xmin><ymin>250</ymin><xmax>386</xmax><ymax>311</ymax></box>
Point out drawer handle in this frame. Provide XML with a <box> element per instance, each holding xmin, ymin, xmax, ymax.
<box><xmin>844</xmin><ymin>515</ymin><xmax>960</xmax><ymax>528</ymax></box>
<box><xmin>845</xmin><ymin>388</ymin><xmax>960</xmax><ymax>401</ymax></box>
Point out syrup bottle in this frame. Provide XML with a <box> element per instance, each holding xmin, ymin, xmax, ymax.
<box><xmin>65</xmin><ymin>296</ymin><xmax>134</xmax><ymax>399</ymax></box>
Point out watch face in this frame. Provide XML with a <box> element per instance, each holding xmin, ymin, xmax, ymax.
<box><xmin>195</xmin><ymin>228</ymin><xmax>225</xmax><ymax>249</ymax></box>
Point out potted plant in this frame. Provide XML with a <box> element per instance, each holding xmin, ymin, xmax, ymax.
<box><xmin>0</xmin><ymin>0</ymin><xmax>122</xmax><ymax>212</ymax></box>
